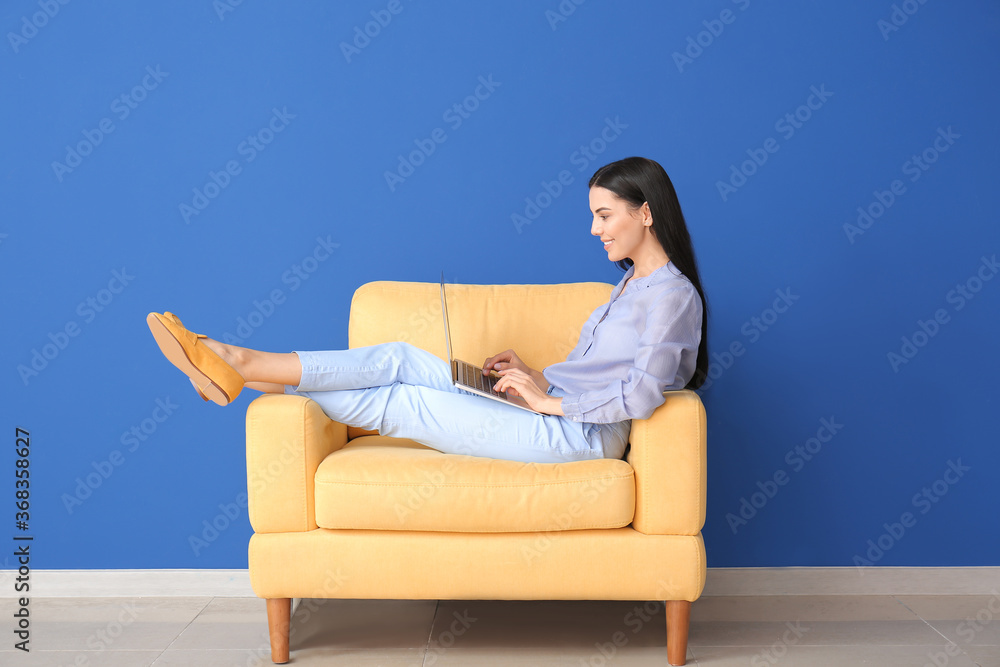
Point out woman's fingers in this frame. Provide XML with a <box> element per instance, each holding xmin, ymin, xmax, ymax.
<box><xmin>483</xmin><ymin>349</ymin><xmax>516</xmax><ymax>374</ymax></box>
<box><xmin>493</xmin><ymin>369</ymin><xmax>544</xmax><ymax>410</ymax></box>
<box><xmin>483</xmin><ymin>351</ymin><xmax>507</xmax><ymax>373</ymax></box>
<box><xmin>495</xmin><ymin>368</ymin><xmax>525</xmax><ymax>392</ymax></box>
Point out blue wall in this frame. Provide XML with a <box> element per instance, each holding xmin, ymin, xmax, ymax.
<box><xmin>2</xmin><ymin>1</ymin><xmax>997</xmax><ymax>570</ymax></box>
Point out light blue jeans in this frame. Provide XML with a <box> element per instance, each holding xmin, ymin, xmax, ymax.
<box><xmin>282</xmin><ymin>341</ymin><xmax>630</xmax><ymax>464</ymax></box>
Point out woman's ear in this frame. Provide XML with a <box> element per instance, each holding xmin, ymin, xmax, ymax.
<box><xmin>641</xmin><ymin>202</ymin><xmax>652</xmax><ymax>225</ymax></box>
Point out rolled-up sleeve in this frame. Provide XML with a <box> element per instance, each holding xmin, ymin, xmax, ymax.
<box><xmin>558</xmin><ymin>287</ymin><xmax>702</xmax><ymax>423</ymax></box>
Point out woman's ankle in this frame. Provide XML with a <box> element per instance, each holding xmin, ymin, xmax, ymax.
<box><xmin>203</xmin><ymin>338</ymin><xmax>248</xmax><ymax>379</ymax></box>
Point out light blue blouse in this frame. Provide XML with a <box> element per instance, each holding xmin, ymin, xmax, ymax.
<box><xmin>543</xmin><ymin>260</ymin><xmax>703</xmax><ymax>424</ymax></box>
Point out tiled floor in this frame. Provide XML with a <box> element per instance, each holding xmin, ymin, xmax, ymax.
<box><xmin>3</xmin><ymin>594</ymin><xmax>998</xmax><ymax>666</ymax></box>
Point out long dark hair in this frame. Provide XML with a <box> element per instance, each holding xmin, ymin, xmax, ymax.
<box><xmin>588</xmin><ymin>157</ymin><xmax>709</xmax><ymax>390</ymax></box>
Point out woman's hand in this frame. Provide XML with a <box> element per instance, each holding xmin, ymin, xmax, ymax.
<box><xmin>482</xmin><ymin>348</ymin><xmax>530</xmax><ymax>375</ymax></box>
<box><xmin>492</xmin><ymin>368</ymin><xmax>558</xmax><ymax>414</ymax></box>
<box><xmin>483</xmin><ymin>349</ymin><xmax>550</xmax><ymax>394</ymax></box>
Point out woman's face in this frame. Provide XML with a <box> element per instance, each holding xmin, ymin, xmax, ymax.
<box><xmin>589</xmin><ymin>186</ymin><xmax>651</xmax><ymax>264</ymax></box>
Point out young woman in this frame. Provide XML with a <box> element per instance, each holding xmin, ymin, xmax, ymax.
<box><xmin>147</xmin><ymin>157</ymin><xmax>708</xmax><ymax>464</ymax></box>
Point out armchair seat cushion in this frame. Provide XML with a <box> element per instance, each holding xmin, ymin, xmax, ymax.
<box><xmin>314</xmin><ymin>435</ymin><xmax>636</xmax><ymax>533</ymax></box>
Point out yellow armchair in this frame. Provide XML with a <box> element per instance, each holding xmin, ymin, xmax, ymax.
<box><xmin>245</xmin><ymin>280</ymin><xmax>707</xmax><ymax>665</ymax></box>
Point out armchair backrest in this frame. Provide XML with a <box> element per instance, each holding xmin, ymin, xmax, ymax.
<box><xmin>348</xmin><ymin>280</ymin><xmax>615</xmax><ymax>370</ymax></box>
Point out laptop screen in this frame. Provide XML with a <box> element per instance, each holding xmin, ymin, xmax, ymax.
<box><xmin>440</xmin><ymin>271</ymin><xmax>453</xmax><ymax>364</ymax></box>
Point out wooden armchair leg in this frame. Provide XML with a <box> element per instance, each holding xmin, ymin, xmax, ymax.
<box><xmin>665</xmin><ymin>599</ymin><xmax>691</xmax><ymax>666</ymax></box>
<box><xmin>266</xmin><ymin>598</ymin><xmax>291</xmax><ymax>664</ymax></box>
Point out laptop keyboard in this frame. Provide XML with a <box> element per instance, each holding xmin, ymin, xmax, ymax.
<box><xmin>460</xmin><ymin>361</ymin><xmax>505</xmax><ymax>398</ymax></box>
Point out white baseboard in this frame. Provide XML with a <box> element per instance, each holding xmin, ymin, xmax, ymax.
<box><xmin>2</xmin><ymin>567</ymin><xmax>997</xmax><ymax>598</ymax></box>
<box><xmin>702</xmin><ymin>567</ymin><xmax>1000</xmax><ymax>596</ymax></box>
<box><xmin>0</xmin><ymin>569</ymin><xmax>254</xmax><ymax>598</ymax></box>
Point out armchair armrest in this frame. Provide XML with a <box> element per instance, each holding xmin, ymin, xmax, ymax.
<box><xmin>627</xmin><ymin>390</ymin><xmax>707</xmax><ymax>536</ymax></box>
<box><xmin>246</xmin><ymin>393</ymin><xmax>348</xmax><ymax>533</ymax></box>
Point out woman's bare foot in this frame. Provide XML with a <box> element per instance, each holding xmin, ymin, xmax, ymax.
<box><xmin>199</xmin><ymin>338</ymin><xmax>302</xmax><ymax>387</ymax></box>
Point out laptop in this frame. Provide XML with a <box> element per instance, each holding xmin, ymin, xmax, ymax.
<box><xmin>440</xmin><ymin>272</ymin><xmax>545</xmax><ymax>414</ymax></box>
